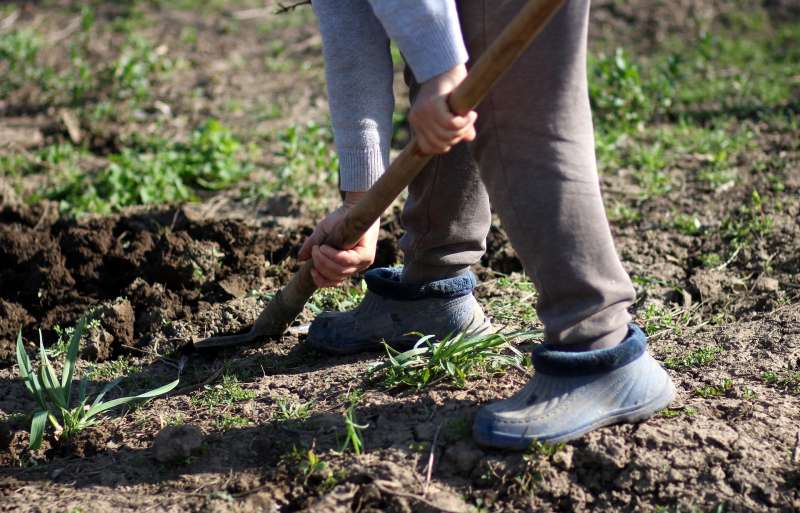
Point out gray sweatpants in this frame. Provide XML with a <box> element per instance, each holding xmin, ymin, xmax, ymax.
<box><xmin>400</xmin><ymin>0</ymin><xmax>636</xmax><ymax>348</ymax></box>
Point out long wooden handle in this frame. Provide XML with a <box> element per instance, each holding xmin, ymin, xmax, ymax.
<box><xmin>195</xmin><ymin>0</ymin><xmax>566</xmax><ymax>349</ymax></box>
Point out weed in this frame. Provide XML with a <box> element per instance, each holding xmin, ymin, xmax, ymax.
<box><xmin>660</xmin><ymin>406</ymin><xmax>698</xmax><ymax>418</ymax></box>
<box><xmin>607</xmin><ymin>201</ymin><xmax>642</xmax><ymax>224</ymax></box>
<box><xmin>514</xmin><ymin>441</ymin><xmax>564</xmax><ymax>494</ymax></box>
<box><xmin>340</xmin><ymin>403</ymin><xmax>368</xmax><ymax>455</ymax></box>
<box><xmin>527</xmin><ymin>440</ymin><xmax>564</xmax><ymax>458</ymax></box>
<box><xmin>43</xmin><ymin>121</ymin><xmax>250</xmax><ymax>215</ymax></box>
<box><xmin>0</xmin><ymin>29</ymin><xmax>44</xmax><ymax>96</ymax></box>
<box><xmin>214</xmin><ymin>414</ymin><xmax>252</xmax><ymax>430</ymax></box>
<box><xmin>762</xmin><ymin>371</ymin><xmax>800</xmax><ymax>394</ymax></box>
<box><xmin>694</xmin><ymin>378</ymin><xmax>733</xmax><ymax>398</ymax></box>
<box><xmin>192</xmin><ymin>373</ymin><xmax>255</xmax><ymax>409</ymax></box>
<box><xmin>274</xmin><ymin>397</ymin><xmax>313</xmax><ymax>421</ymax></box>
<box><xmin>87</xmin><ymin>356</ymin><xmax>139</xmax><ymax>381</ymax></box>
<box><xmin>370</xmin><ymin>331</ymin><xmax>530</xmax><ymax>390</ymax></box>
<box><xmin>699</xmin><ymin>252</ymin><xmax>722</xmax><ymax>268</ymax></box>
<box><xmin>664</xmin><ymin>345</ymin><xmax>722</xmax><ymax>370</ymax></box>
<box><xmin>109</xmin><ymin>36</ymin><xmax>173</xmax><ymax>102</ymax></box>
<box><xmin>589</xmin><ymin>48</ymin><xmax>651</xmax><ymax>129</ymax></box>
<box><xmin>272</xmin><ymin>122</ymin><xmax>339</xmax><ymax>198</ymax></box>
<box><xmin>285</xmin><ymin>446</ymin><xmax>335</xmax><ymax>486</ymax></box>
<box><xmin>306</xmin><ymin>280</ymin><xmax>366</xmax><ymax>315</ymax></box>
<box><xmin>15</xmin><ymin>320</ymin><xmax>179</xmax><ymax>449</ymax></box>
<box><xmin>631</xmin><ymin>143</ymin><xmax>672</xmax><ymax>198</ymax></box>
<box><xmin>639</xmin><ymin>302</ymin><xmax>696</xmax><ymax>338</ymax></box>
<box><xmin>482</xmin><ymin>274</ymin><xmax>539</xmax><ymax>325</ymax></box>
<box><xmin>720</xmin><ymin>190</ymin><xmax>774</xmax><ymax>249</ymax></box>
<box><xmin>672</xmin><ymin>214</ymin><xmax>703</xmax><ymax>236</ymax></box>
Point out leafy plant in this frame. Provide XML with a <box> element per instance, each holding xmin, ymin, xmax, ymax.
<box><xmin>370</xmin><ymin>331</ymin><xmax>530</xmax><ymax>390</ymax></box>
<box><xmin>664</xmin><ymin>345</ymin><xmax>722</xmax><ymax>370</ymax></box>
<box><xmin>192</xmin><ymin>373</ymin><xmax>255</xmax><ymax>409</ymax></box>
<box><xmin>275</xmin><ymin>396</ymin><xmax>313</xmax><ymax>421</ymax></box>
<box><xmin>43</xmin><ymin>121</ymin><xmax>251</xmax><ymax>215</ymax></box>
<box><xmin>589</xmin><ymin>48</ymin><xmax>651</xmax><ymax>129</ymax></box>
<box><xmin>340</xmin><ymin>403</ymin><xmax>368</xmax><ymax>455</ymax></box>
<box><xmin>15</xmin><ymin>320</ymin><xmax>179</xmax><ymax>449</ymax></box>
<box><xmin>0</xmin><ymin>28</ymin><xmax>44</xmax><ymax>96</ymax></box>
<box><xmin>271</xmin><ymin>122</ymin><xmax>339</xmax><ymax>198</ymax></box>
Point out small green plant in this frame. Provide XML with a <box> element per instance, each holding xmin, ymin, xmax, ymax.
<box><xmin>527</xmin><ymin>440</ymin><xmax>564</xmax><ymax>458</ymax></box>
<box><xmin>307</xmin><ymin>280</ymin><xmax>366</xmax><ymax>315</ymax></box>
<box><xmin>608</xmin><ymin>203</ymin><xmax>643</xmax><ymax>224</ymax></box>
<box><xmin>762</xmin><ymin>371</ymin><xmax>800</xmax><ymax>394</ymax></box>
<box><xmin>214</xmin><ymin>414</ymin><xmax>252</xmax><ymax>430</ymax></box>
<box><xmin>87</xmin><ymin>356</ymin><xmax>139</xmax><ymax>380</ymax></box>
<box><xmin>514</xmin><ymin>440</ymin><xmax>564</xmax><ymax>493</ymax></box>
<box><xmin>664</xmin><ymin>345</ymin><xmax>722</xmax><ymax>370</ymax></box>
<box><xmin>192</xmin><ymin>373</ymin><xmax>255</xmax><ymax>409</ymax></box>
<box><xmin>275</xmin><ymin>397</ymin><xmax>313</xmax><ymax>421</ymax></box>
<box><xmin>271</xmin><ymin>122</ymin><xmax>339</xmax><ymax>198</ymax></box>
<box><xmin>284</xmin><ymin>446</ymin><xmax>335</xmax><ymax>486</ymax></box>
<box><xmin>720</xmin><ymin>190</ymin><xmax>774</xmax><ymax>249</ymax></box>
<box><xmin>15</xmin><ymin>320</ymin><xmax>179</xmax><ymax>449</ymax></box>
<box><xmin>694</xmin><ymin>378</ymin><xmax>734</xmax><ymax>398</ymax></box>
<box><xmin>109</xmin><ymin>36</ymin><xmax>173</xmax><ymax>102</ymax></box>
<box><xmin>0</xmin><ymin>28</ymin><xmax>44</xmax><ymax>96</ymax></box>
<box><xmin>340</xmin><ymin>403</ymin><xmax>368</xmax><ymax>455</ymax></box>
<box><xmin>370</xmin><ymin>331</ymin><xmax>529</xmax><ymax>390</ymax></box>
<box><xmin>639</xmin><ymin>302</ymin><xmax>695</xmax><ymax>338</ymax></box>
<box><xmin>699</xmin><ymin>252</ymin><xmax>722</xmax><ymax>268</ymax></box>
<box><xmin>672</xmin><ymin>214</ymin><xmax>703</xmax><ymax>236</ymax></box>
<box><xmin>660</xmin><ymin>406</ymin><xmax>698</xmax><ymax>418</ymax></box>
<box><xmin>43</xmin><ymin>121</ymin><xmax>251</xmax><ymax>215</ymax></box>
<box><xmin>589</xmin><ymin>48</ymin><xmax>652</xmax><ymax>129</ymax></box>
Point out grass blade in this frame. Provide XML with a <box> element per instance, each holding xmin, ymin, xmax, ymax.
<box><xmin>90</xmin><ymin>378</ymin><xmax>123</xmax><ymax>408</ymax></box>
<box><xmin>85</xmin><ymin>378</ymin><xmax>179</xmax><ymax>419</ymax></box>
<box><xmin>38</xmin><ymin>337</ymin><xmax>66</xmax><ymax>409</ymax></box>
<box><xmin>29</xmin><ymin>410</ymin><xmax>48</xmax><ymax>450</ymax></box>
<box><xmin>61</xmin><ymin>317</ymin><xmax>86</xmax><ymax>402</ymax></box>
<box><xmin>16</xmin><ymin>331</ymin><xmax>47</xmax><ymax>408</ymax></box>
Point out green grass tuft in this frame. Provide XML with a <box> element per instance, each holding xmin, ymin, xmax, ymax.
<box><xmin>369</xmin><ymin>331</ymin><xmax>531</xmax><ymax>390</ymax></box>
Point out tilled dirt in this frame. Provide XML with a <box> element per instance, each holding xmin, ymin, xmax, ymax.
<box><xmin>0</xmin><ymin>202</ymin><xmax>312</xmax><ymax>364</ymax></box>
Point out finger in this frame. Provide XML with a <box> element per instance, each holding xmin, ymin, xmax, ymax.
<box><xmin>462</xmin><ymin>124</ymin><xmax>477</xmax><ymax>142</ymax></box>
<box><xmin>416</xmin><ymin>126</ymin><xmax>454</xmax><ymax>153</ymax></box>
<box><xmin>438</xmin><ymin>112</ymin><xmax>472</xmax><ymax>131</ymax></box>
<box><xmin>320</xmin><ymin>244</ymin><xmax>366</xmax><ymax>268</ymax></box>
<box><xmin>313</xmin><ymin>245</ymin><xmax>359</xmax><ymax>281</ymax></box>
<box><xmin>298</xmin><ymin>228</ymin><xmax>324</xmax><ymax>261</ymax></box>
<box><xmin>417</xmin><ymin>134</ymin><xmax>451</xmax><ymax>155</ymax></box>
<box><xmin>311</xmin><ymin>267</ymin><xmax>342</xmax><ymax>288</ymax></box>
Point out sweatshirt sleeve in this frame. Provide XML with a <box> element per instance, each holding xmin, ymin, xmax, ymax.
<box><xmin>313</xmin><ymin>0</ymin><xmax>395</xmax><ymax>192</ymax></box>
<box><xmin>367</xmin><ymin>0</ymin><xmax>468</xmax><ymax>82</ymax></box>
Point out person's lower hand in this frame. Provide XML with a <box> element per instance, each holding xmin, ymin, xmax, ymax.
<box><xmin>298</xmin><ymin>192</ymin><xmax>379</xmax><ymax>288</ymax></box>
<box><xmin>409</xmin><ymin>63</ymin><xmax>477</xmax><ymax>155</ymax></box>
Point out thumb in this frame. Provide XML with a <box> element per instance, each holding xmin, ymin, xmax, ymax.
<box><xmin>298</xmin><ymin>229</ymin><xmax>323</xmax><ymax>261</ymax></box>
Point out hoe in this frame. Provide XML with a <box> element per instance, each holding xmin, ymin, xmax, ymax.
<box><xmin>195</xmin><ymin>0</ymin><xmax>567</xmax><ymax>349</ymax></box>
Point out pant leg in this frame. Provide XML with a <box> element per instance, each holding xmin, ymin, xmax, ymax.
<box><xmin>400</xmin><ymin>70</ymin><xmax>492</xmax><ymax>284</ymax></box>
<box><xmin>460</xmin><ymin>0</ymin><xmax>636</xmax><ymax>347</ymax></box>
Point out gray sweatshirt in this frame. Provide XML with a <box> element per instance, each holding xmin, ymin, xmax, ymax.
<box><xmin>311</xmin><ymin>0</ymin><xmax>468</xmax><ymax>191</ymax></box>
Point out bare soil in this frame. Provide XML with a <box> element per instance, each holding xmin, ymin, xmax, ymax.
<box><xmin>1</xmin><ymin>1</ymin><xmax>799</xmax><ymax>513</ymax></box>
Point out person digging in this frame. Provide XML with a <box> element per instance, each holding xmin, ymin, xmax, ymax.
<box><xmin>292</xmin><ymin>0</ymin><xmax>677</xmax><ymax>450</ymax></box>
<box><xmin>200</xmin><ymin>0</ymin><xmax>677</xmax><ymax>450</ymax></box>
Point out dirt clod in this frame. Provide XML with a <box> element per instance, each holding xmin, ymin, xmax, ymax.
<box><xmin>152</xmin><ymin>424</ymin><xmax>205</xmax><ymax>463</ymax></box>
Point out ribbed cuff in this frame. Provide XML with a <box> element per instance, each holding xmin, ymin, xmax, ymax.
<box><xmin>338</xmin><ymin>146</ymin><xmax>387</xmax><ymax>192</ymax></box>
<box><xmin>402</xmin><ymin>16</ymin><xmax>468</xmax><ymax>83</ymax></box>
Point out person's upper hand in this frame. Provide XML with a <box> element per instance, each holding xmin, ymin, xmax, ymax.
<box><xmin>408</xmin><ymin>63</ymin><xmax>477</xmax><ymax>155</ymax></box>
<box><xmin>297</xmin><ymin>192</ymin><xmax>380</xmax><ymax>288</ymax></box>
